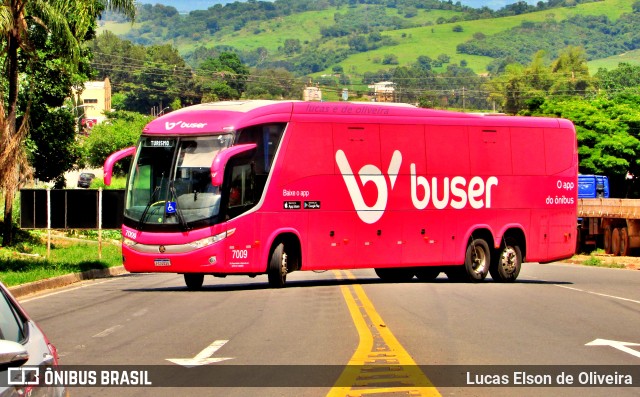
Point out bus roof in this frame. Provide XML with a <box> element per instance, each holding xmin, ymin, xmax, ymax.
<box><xmin>142</xmin><ymin>100</ymin><xmax>571</xmax><ymax>135</ymax></box>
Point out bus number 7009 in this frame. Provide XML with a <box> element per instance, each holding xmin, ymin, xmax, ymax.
<box><xmin>232</xmin><ymin>250</ymin><xmax>248</xmax><ymax>259</ymax></box>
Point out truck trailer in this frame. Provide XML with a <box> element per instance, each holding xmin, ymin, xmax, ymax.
<box><xmin>576</xmin><ymin>174</ymin><xmax>640</xmax><ymax>255</ymax></box>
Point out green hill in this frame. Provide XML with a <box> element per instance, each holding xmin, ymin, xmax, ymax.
<box><xmin>588</xmin><ymin>49</ymin><xmax>640</xmax><ymax>72</ymax></box>
<box><xmin>98</xmin><ymin>0</ymin><xmax>637</xmax><ymax>76</ymax></box>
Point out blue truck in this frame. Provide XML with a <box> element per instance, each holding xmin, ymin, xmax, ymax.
<box><xmin>578</xmin><ymin>174</ymin><xmax>609</xmax><ymax>199</ymax></box>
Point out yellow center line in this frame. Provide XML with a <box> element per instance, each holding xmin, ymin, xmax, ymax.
<box><xmin>327</xmin><ymin>270</ymin><xmax>441</xmax><ymax>397</ymax></box>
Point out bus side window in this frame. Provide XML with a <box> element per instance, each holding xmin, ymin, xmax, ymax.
<box><xmin>228</xmin><ymin>163</ymin><xmax>255</xmax><ymax>209</ymax></box>
<box><xmin>236</xmin><ymin>124</ymin><xmax>285</xmax><ymax>175</ymax></box>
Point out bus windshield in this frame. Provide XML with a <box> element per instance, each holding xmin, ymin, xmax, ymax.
<box><xmin>125</xmin><ymin>134</ymin><xmax>233</xmax><ymax>230</ymax></box>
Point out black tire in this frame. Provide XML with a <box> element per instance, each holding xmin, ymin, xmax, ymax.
<box><xmin>415</xmin><ymin>267</ymin><xmax>440</xmax><ymax>282</ymax></box>
<box><xmin>374</xmin><ymin>268</ymin><xmax>415</xmax><ymax>282</ymax></box>
<box><xmin>464</xmin><ymin>238</ymin><xmax>490</xmax><ymax>282</ymax></box>
<box><xmin>575</xmin><ymin>226</ymin><xmax>583</xmax><ymax>254</ymax></box>
<box><xmin>184</xmin><ymin>273</ymin><xmax>204</xmax><ymax>290</ymax></box>
<box><xmin>612</xmin><ymin>227</ymin><xmax>621</xmax><ymax>256</ymax></box>
<box><xmin>603</xmin><ymin>226</ymin><xmax>612</xmax><ymax>254</ymax></box>
<box><xmin>268</xmin><ymin>243</ymin><xmax>288</xmax><ymax>288</ymax></box>
<box><xmin>489</xmin><ymin>241</ymin><xmax>521</xmax><ymax>282</ymax></box>
<box><xmin>620</xmin><ymin>227</ymin><xmax>630</xmax><ymax>256</ymax></box>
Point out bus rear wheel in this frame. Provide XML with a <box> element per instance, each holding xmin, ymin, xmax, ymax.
<box><xmin>268</xmin><ymin>243</ymin><xmax>288</xmax><ymax>288</ymax></box>
<box><xmin>184</xmin><ymin>273</ymin><xmax>204</xmax><ymax>290</ymax></box>
<box><xmin>490</xmin><ymin>242</ymin><xmax>521</xmax><ymax>282</ymax></box>
<box><xmin>464</xmin><ymin>239</ymin><xmax>490</xmax><ymax>281</ymax></box>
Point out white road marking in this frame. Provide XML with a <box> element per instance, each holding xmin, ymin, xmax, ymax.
<box><xmin>167</xmin><ymin>340</ymin><xmax>234</xmax><ymax>367</ymax></box>
<box><xmin>93</xmin><ymin>324</ymin><xmax>123</xmax><ymax>338</ymax></box>
<box><xmin>586</xmin><ymin>339</ymin><xmax>640</xmax><ymax>359</ymax></box>
<box><xmin>554</xmin><ymin>285</ymin><xmax>640</xmax><ymax>305</ymax></box>
<box><xmin>18</xmin><ymin>278</ymin><xmax>119</xmax><ymax>303</ymax></box>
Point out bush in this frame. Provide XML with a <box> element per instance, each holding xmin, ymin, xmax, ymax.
<box><xmin>583</xmin><ymin>255</ymin><xmax>602</xmax><ymax>267</ymax></box>
<box><xmin>81</xmin><ymin>111</ymin><xmax>151</xmax><ymax>174</ymax></box>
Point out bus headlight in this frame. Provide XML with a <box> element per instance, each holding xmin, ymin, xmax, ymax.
<box><xmin>189</xmin><ymin>229</ymin><xmax>236</xmax><ymax>249</ymax></box>
<box><xmin>123</xmin><ymin>238</ymin><xmax>138</xmax><ymax>247</ymax></box>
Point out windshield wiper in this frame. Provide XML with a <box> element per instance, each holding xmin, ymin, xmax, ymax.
<box><xmin>169</xmin><ymin>181</ymin><xmax>190</xmax><ymax>231</ymax></box>
<box><xmin>138</xmin><ymin>172</ymin><xmax>165</xmax><ymax>230</ymax></box>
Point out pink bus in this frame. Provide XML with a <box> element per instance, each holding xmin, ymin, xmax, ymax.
<box><xmin>104</xmin><ymin>101</ymin><xmax>578</xmax><ymax>289</ymax></box>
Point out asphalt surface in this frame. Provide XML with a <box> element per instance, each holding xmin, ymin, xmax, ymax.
<box><xmin>17</xmin><ymin>262</ymin><xmax>640</xmax><ymax>397</ymax></box>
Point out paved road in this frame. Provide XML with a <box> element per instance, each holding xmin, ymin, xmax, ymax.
<box><xmin>19</xmin><ymin>262</ymin><xmax>640</xmax><ymax>396</ymax></box>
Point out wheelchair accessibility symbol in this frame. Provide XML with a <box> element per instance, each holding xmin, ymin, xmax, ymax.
<box><xmin>166</xmin><ymin>201</ymin><xmax>177</xmax><ymax>214</ymax></box>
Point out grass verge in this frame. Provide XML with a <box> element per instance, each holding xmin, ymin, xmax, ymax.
<box><xmin>568</xmin><ymin>249</ymin><xmax>637</xmax><ymax>270</ymax></box>
<box><xmin>0</xmin><ymin>225</ymin><xmax>122</xmax><ymax>287</ymax></box>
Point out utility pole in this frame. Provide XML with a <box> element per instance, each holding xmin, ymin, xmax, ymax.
<box><xmin>462</xmin><ymin>86</ymin><xmax>466</xmax><ymax>110</ymax></box>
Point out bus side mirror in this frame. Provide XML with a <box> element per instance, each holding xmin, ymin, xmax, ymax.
<box><xmin>211</xmin><ymin>144</ymin><xmax>257</xmax><ymax>187</ymax></box>
<box><xmin>104</xmin><ymin>146</ymin><xmax>136</xmax><ymax>186</ymax></box>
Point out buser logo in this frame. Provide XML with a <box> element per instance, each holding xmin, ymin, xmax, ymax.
<box><xmin>335</xmin><ymin>150</ymin><xmax>402</xmax><ymax>224</ymax></box>
<box><xmin>336</xmin><ymin>150</ymin><xmax>499</xmax><ymax>224</ymax></box>
<box><xmin>165</xmin><ymin>121</ymin><xmax>208</xmax><ymax>130</ymax></box>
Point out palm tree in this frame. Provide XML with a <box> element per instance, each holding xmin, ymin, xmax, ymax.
<box><xmin>0</xmin><ymin>0</ymin><xmax>135</xmax><ymax>245</ymax></box>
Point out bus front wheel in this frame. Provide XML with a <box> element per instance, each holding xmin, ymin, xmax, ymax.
<box><xmin>184</xmin><ymin>273</ymin><xmax>204</xmax><ymax>290</ymax></box>
<box><xmin>268</xmin><ymin>243</ymin><xmax>288</xmax><ymax>288</ymax></box>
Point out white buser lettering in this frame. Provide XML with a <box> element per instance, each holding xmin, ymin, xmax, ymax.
<box><xmin>450</xmin><ymin>176</ymin><xmax>467</xmax><ymax>209</ymax></box>
<box><xmin>410</xmin><ymin>166</ymin><xmax>498</xmax><ymax>210</ymax></box>
<box><xmin>338</xmin><ymin>150</ymin><xmax>500</xmax><ymax>223</ymax></box>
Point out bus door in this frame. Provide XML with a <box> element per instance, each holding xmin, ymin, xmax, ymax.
<box><xmin>220</xmin><ymin>153</ymin><xmax>260</xmax><ymax>272</ymax></box>
<box><xmin>221</xmin><ymin>124</ymin><xmax>286</xmax><ymax>272</ymax></box>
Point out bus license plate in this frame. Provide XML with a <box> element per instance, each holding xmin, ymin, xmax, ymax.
<box><xmin>154</xmin><ymin>259</ymin><xmax>171</xmax><ymax>267</ymax></box>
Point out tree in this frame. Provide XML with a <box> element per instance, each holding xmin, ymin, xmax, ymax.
<box><xmin>22</xmin><ymin>18</ymin><xmax>90</xmax><ymax>188</ymax></box>
<box><xmin>550</xmin><ymin>46</ymin><xmax>594</xmax><ymax>97</ymax></box>
<box><xmin>0</xmin><ymin>0</ymin><xmax>136</xmax><ymax>245</ymax></box>
<box><xmin>595</xmin><ymin>63</ymin><xmax>640</xmax><ymax>93</ymax></box>
<box><xmin>533</xmin><ymin>97</ymin><xmax>640</xmax><ymax>181</ymax></box>
<box><xmin>488</xmin><ymin>63</ymin><xmax>528</xmax><ymax>114</ymax></box>
<box><xmin>283</xmin><ymin>38</ymin><xmax>301</xmax><ymax>56</ymax></box>
<box><xmin>244</xmin><ymin>68</ymin><xmax>302</xmax><ymax>100</ymax></box>
<box><xmin>415</xmin><ymin>55</ymin><xmax>433</xmax><ymax>71</ymax></box>
<box><xmin>82</xmin><ymin>111</ymin><xmax>150</xmax><ymax>174</ymax></box>
<box><xmin>382</xmin><ymin>53</ymin><xmax>398</xmax><ymax>65</ymax></box>
<box><xmin>198</xmin><ymin>52</ymin><xmax>250</xmax><ymax>101</ymax></box>
<box><xmin>122</xmin><ymin>44</ymin><xmax>197</xmax><ymax>113</ymax></box>
<box><xmin>489</xmin><ymin>49</ymin><xmax>590</xmax><ymax>114</ymax></box>
<box><xmin>27</xmin><ymin>105</ymin><xmax>80</xmax><ymax>188</ymax></box>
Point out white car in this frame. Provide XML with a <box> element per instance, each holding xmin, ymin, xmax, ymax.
<box><xmin>0</xmin><ymin>282</ymin><xmax>67</xmax><ymax>397</ymax></box>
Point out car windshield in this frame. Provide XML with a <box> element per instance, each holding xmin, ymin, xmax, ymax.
<box><xmin>124</xmin><ymin>134</ymin><xmax>233</xmax><ymax>230</ymax></box>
